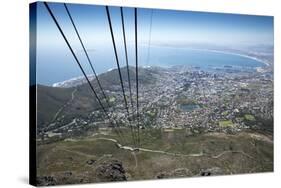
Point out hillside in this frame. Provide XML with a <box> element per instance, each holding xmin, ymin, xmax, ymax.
<box><xmin>37</xmin><ymin>85</ymin><xmax>73</xmax><ymax>128</ymax></box>
<box><xmin>37</xmin><ymin>66</ymin><xmax>158</xmax><ymax>129</ymax></box>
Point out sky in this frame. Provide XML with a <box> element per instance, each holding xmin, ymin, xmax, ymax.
<box><xmin>37</xmin><ymin>1</ymin><xmax>273</xmax><ymax>47</ymax></box>
<box><xmin>34</xmin><ymin>2</ymin><xmax>273</xmax><ymax>85</ymax></box>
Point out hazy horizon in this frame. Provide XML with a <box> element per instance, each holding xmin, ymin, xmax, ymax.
<box><xmin>35</xmin><ymin>2</ymin><xmax>274</xmax><ymax>85</ymax></box>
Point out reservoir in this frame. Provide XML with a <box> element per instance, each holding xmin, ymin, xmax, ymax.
<box><xmin>180</xmin><ymin>104</ymin><xmax>200</xmax><ymax>112</ymax></box>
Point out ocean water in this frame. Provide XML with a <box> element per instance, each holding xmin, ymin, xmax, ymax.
<box><xmin>36</xmin><ymin>46</ymin><xmax>265</xmax><ymax>86</ymax></box>
<box><xmin>148</xmin><ymin>47</ymin><xmax>264</xmax><ymax>68</ymax></box>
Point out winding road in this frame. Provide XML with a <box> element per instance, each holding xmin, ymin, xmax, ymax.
<box><xmin>60</xmin><ymin>136</ymin><xmax>255</xmax><ymax>171</ymax></box>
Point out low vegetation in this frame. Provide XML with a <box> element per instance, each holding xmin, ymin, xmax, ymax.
<box><xmin>37</xmin><ymin>128</ymin><xmax>273</xmax><ymax>185</ymax></box>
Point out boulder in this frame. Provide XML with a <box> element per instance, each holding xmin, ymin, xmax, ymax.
<box><xmin>86</xmin><ymin>159</ymin><xmax>96</xmax><ymax>165</ymax></box>
<box><xmin>36</xmin><ymin>176</ymin><xmax>57</xmax><ymax>186</ymax></box>
<box><xmin>200</xmin><ymin>167</ymin><xmax>224</xmax><ymax>176</ymax></box>
<box><xmin>96</xmin><ymin>159</ymin><xmax>127</xmax><ymax>181</ymax></box>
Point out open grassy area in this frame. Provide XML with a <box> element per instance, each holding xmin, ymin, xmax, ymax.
<box><xmin>108</xmin><ymin>96</ymin><xmax>116</xmax><ymax>103</ymax></box>
<box><xmin>37</xmin><ymin>128</ymin><xmax>273</xmax><ymax>185</ymax></box>
<box><xmin>244</xmin><ymin>114</ymin><xmax>256</xmax><ymax>121</ymax></box>
<box><xmin>219</xmin><ymin>120</ymin><xmax>234</xmax><ymax>127</ymax></box>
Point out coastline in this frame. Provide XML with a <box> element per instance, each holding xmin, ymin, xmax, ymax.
<box><xmin>146</xmin><ymin>44</ymin><xmax>269</xmax><ymax>66</ymax></box>
<box><xmin>188</xmin><ymin>48</ymin><xmax>269</xmax><ymax>66</ymax></box>
<box><xmin>52</xmin><ymin>47</ymin><xmax>269</xmax><ymax>87</ymax></box>
<box><xmin>52</xmin><ymin>74</ymin><xmax>94</xmax><ymax>88</ymax></box>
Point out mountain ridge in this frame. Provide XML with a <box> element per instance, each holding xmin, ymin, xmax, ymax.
<box><xmin>37</xmin><ymin>66</ymin><xmax>160</xmax><ymax>129</ymax></box>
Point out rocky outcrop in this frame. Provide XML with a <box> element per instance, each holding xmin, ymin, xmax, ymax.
<box><xmin>36</xmin><ymin>176</ymin><xmax>57</xmax><ymax>186</ymax></box>
<box><xmin>156</xmin><ymin>168</ymin><xmax>192</xmax><ymax>179</ymax></box>
<box><xmin>96</xmin><ymin>159</ymin><xmax>127</xmax><ymax>181</ymax></box>
<box><xmin>199</xmin><ymin>167</ymin><xmax>224</xmax><ymax>176</ymax></box>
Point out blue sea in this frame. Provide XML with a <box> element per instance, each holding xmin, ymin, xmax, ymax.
<box><xmin>36</xmin><ymin>46</ymin><xmax>265</xmax><ymax>86</ymax></box>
